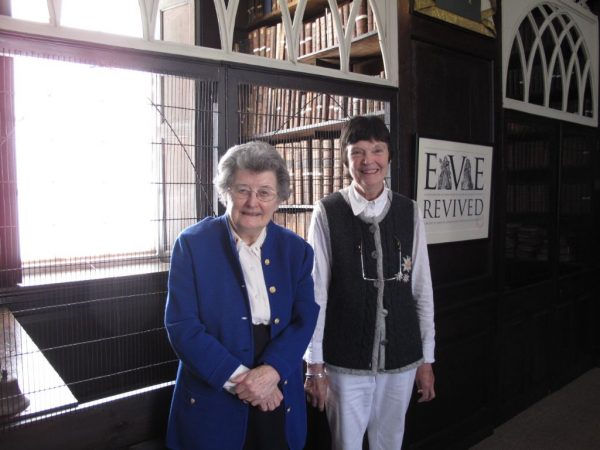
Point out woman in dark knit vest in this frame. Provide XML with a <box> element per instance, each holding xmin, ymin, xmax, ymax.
<box><xmin>304</xmin><ymin>116</ymin><xmax>436</xmax><ymax>450</ymax></box>
<box><xmin>165</xmin><ymin>141</ymin><xmax>319</xmax><ymax>450</ymax></box>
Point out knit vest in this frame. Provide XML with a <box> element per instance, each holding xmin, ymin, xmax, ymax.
<box><xmin>321</xmin><ymin>191</ymin><xmax>423</xmax><ymax>371</ymax></box>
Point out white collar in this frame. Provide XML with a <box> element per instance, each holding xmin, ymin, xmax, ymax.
<box><xmin>348</xmin><ymin>182</ymin><xmax>389</xmax><ymax>216</ymax></box>
<box><xmin>228</xmin><ymin>217</ymin><xmax>267</xmax><ymax>252</ymax></box>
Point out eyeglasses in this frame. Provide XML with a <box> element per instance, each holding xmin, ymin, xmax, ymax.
<box><xmin>359</xmin><ymin>236</ymin><xmax>409</xmax><ymax>283</ymax></box>
<box><xmin>229</xmin><ymin>185</ymin><xmax>278</xmax><ymax>202</ymax></box>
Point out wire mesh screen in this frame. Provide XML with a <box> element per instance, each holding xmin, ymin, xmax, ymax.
<box><xmin>238</xmin><ymin>83</ymin><xmax>390</xmax><ymax>240</ymax></box>
<box><xmin>0</xmin><ymin>50</ymin><xmax>219</xmax><ymax>428</ymax></box>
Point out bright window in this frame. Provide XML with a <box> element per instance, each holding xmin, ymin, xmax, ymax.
<box><xmin>14</xmin><ymin>58</ymin><xmax>157</xmax><ymax>262</ymax></box>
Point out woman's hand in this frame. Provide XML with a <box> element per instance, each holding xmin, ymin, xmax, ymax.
<box><xmin>415</xmin><ymin>362</ymin><xmax>436</xmax><ymax>402</ymax></box>
<box><xmin>257</xmin><ymin>387</ymin><xmax>283</xmax><ymax>412</ymax></box>
<box><xmin>304</xmin><ymin>363</ymin><xmax>328</xmax><ymax>411</ymax></box>
<box><xmin>233</xmin><ymin>364</ymin><xmax>281</xmax><ymax>406</ymax></box>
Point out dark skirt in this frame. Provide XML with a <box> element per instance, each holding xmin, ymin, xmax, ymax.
<box><xmin>243</xmin><ymin>324</ymin><xmax>287</xmax><ymax>450</ymax></box>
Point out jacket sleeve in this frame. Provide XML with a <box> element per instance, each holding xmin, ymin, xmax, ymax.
<box><xmin>259</xmin><ymin>242</ymin><xmax>319</xmax><ymax>380</ymax></box>
<box><xmin>164</xmin><ymin>234</ymin><xmax>242</xmax><ymax>390</ymax></box>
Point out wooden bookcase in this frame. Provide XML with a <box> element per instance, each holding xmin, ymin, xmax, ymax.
<box><xmin>503</xmin><ymin>110</ymin><xmax>598</xmax><ymax>288</ymax></box>
<box><xmin>237</xmin><ymin>81</ymin><xmax>389</xmax><ymax>239</ymax></box>
<box><xmin>232</xmin><ymin>1</ymin><xmax>389</xmax><ymax>239</ymax></box>
<box><xmin>235</xmin><ymin>0</ymin><xmax>384</xmax><ymax>76</ymax></box>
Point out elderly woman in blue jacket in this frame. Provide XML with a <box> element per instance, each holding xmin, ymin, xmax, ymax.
<box><xmin>165</xmin><ymin>141</ymin><xmax>319</xmax><ymax>450</ymax></box>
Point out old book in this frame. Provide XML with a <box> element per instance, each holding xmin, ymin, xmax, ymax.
<box><xmin>258</xmin><ymin>26</ymin><xmax>267</xmax><ymax>57</ymax></box>
<box><xmin>356</xmin><ymin>0</ymin><xmax>368</xmax><ymax>36</ymax></box>
<box><xmin>284</xmin><ymin>143</ymin><xmax>294</xmax><ymax>205</ymax></box>
<box><xmin>265</xmin><ymin>25</ymin><xmax>273</xmax><ymax>59</ymax></box>
<box><xmin>301</xmin><ymin>139</ymin><xmax>312</xmax><ymax>205</ymax></box>
<box><xmin>333</xmin><ymin>137</ymin><xmax>343</xmax><ymax>191</ymax></box>
<box><xmin>318</xmin><ymin>15</ymin><xmax>326</xmax><ymax>51</ymax></box>
<box><xmin>293</xmin><ymin>141</ymin><xmax>303</xmax><ymax>204</ymax></box>
<box><xmin>296</xmin><ymin>211</ymin><xmax>306</xmax><ymax>240</ymax></box>
<box><xmin>250</xmin><ymin>29</ymin><xmax>260</xmax><ymax>56</ymax></box>
<box><xmin>275</xmin><ymin>23</ymin><xmax>284</xmax><ymax>60</ymax></box>
<box><xmin>286</xmin><ymin>210</ymin><xmax>297</xmax><ymax>236</ymax></box>
<box><xmin>312</xmin><ymin>139</ymin><xmax>323</xmax><ymax>202</ymax></box>
<box><xmin>304</xmin><ymin>21</ymin><xmax>312</xmax><ymax>55</ymax></box>
<box><xmin>322</xmin><ymin>138</ymin><xmax>333</xmax><ymax>196</ymax></box>
<box><xmin>325</xmin><ymin>8</ymin><xmax>333</xmax><ymax>48</ymax></box>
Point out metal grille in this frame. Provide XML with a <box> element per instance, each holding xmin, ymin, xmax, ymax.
<box><xmin>238</xmin><ymin>82</ymin><xmax>390</xmax><ymax>240</ymax></box>
<box><xmin>0</xmin><ymin>50</ymin><xmax>219</xmax><ymax>428</ymax></box>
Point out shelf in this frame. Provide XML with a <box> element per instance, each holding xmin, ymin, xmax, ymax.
<box><xmin>506</xmin><ymin>168</ymin><xmax>551</xmax><ymax>180</ymax></box>
<box><xmin>250</xmin><ymin>109</ymin><xmax>385</xmax><ymax>142</ymax></box>
<box><xmin>248</xmin><ymin>0</ymin><xmax>329</xmax><ymax>29</ymax></box>
<box><xmin>298</xmin><ymin>31</ymin><xmax>380</xmax><ymax>65</ymax></box>
<box><xmin>278</xmin><ymin>204</ymin><xmax>314</xmax><ymax>211</ymax></box>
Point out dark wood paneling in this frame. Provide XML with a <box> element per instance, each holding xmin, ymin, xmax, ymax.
<box><xmin>406</xmin><ymin>295</ymin><xmax>495</xmax><ymax>449</ymax></box>
<box><xmin>413</xmin><ymin>40</ymin><xmax>493</xmax><ymax>144</ymax></box>
<box><xmin>496</xmin><ymin>281</ymin><xmax>554</xmax><ymax>422</ymax></box>
<box><xmin>1</xmin><ymin>385</ymin><xmax>172</xmax><ymax>450</ymax></box>
<box><xmin>410</xmin><ymin>39</ymin><xmax>495</xmax><ymax>285</ymax></box>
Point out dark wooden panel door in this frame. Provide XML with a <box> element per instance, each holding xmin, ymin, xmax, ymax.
<box><xmin>413</xmin><ymin>40</ymin><xmax>493</xmax><ymax>144</ymax></box>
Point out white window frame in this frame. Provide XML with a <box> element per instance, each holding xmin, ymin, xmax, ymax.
<box><xmin>502</xmin><ymin>0</ymin><xmax>599</xmax><ymax>126</ymax></box>
<box><xmin>0</xmin><ymin>0</ymin><xmax>398</xmax><ymax>87</ymax></box>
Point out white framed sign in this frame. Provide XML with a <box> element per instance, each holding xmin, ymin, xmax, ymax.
<box><xmin>415</xmin><ymin>137</ymin><xmax>493</xmax><ymax>244</ymax></box>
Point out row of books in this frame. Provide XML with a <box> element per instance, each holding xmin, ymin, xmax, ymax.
<box><xmin>273</xmin><ymin>210</ymin><xmax>312</xmax><ymax>241</ymax></box>
<box><xmin>240</xmin><ymin>86</ymin><xmax>386</xmax><ymax>136</ymax></box>
<box><xmin>505</xmin><ymin>223</ymin><xmax>549</xmax><ymax>261</ymax></box>
<box><xmin>239</xmin><ymin>1</ymin><xmax>377</xmax><ymax>60</ymax></box>
<box><xmin>506</xmin><ymin>184</ymin><xmax>550</xmax><ymax>213</ymax></box>
<box><xmin>505</xmin><ymin>141</ymin><xmax>550</xmax><ymax>170</ymax></box>
<box><xmin>562</xmin><ymin>138</ymin><xmax>593</xmax><ymax>167</ymax></box>
<box><xmin>298</xmin><ymin>0</ymin><xmax>377</xmax><ymax>57</ymax></box>
<box><xmin>275</xmin><ymin>138</ymin><xmax>352</xmax><ymax>206</ymax></box>
<box><xmin>560</xmin><ymin>183</ymin><xmax>592</xmax><ymax>214</ymax></box>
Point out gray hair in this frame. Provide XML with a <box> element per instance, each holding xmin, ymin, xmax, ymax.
<box><xmin>214</xmin><ymin>141</ymin><xmax>291</xmax><ymax>205</ymax></box>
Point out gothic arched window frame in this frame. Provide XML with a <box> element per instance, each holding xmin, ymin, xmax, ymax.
<box><xmin>502</xmin><ymin>0</ymin><xmax>598</xmax><ymax>127</ymax></box>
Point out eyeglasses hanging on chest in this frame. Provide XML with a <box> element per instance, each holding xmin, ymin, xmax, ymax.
<box><xmin>358</xmin><ymin>236</ymin><xmax>412</xmax><ymax>284</ymax></box>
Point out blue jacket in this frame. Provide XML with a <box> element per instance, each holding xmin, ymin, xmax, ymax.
<box><xmin>165</xmin><ymin>215</ymin><xmax>318</xmax><ymax>450</ymax></box>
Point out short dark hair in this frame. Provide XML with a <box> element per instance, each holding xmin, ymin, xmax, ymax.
<box><xmin>340</xmin><ymin>115</ymin><xmax>392</xmax><ymax>166</ymax></box>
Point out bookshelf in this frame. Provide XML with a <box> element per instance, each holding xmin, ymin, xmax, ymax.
<box><xmin>238</xmin><ymin>82</ymin><xmax>388</xmax><ymax>240</ymax></box>
<box><xmin>236</xmin><ymin>0</ymin><xmax>383</xmax><ymax>76</ymax></box>
<box><xmin>558</xmin><ymin>127</ymin><xmax>596</xmax><ymax>275</ymax></box>
<box><xmin>504</xmin><ymin>111</ymin><xmax>598</xmax><ymax>287</ymax></box>
<box><xmin>504</xmin><ymin>116</ymin><xmax>557</xmax><ymax>287</ymax></box>
<box><xmin>234</xmin><ymin>2</ymin><xmax>390</xmax><ymax>239</ymax></box>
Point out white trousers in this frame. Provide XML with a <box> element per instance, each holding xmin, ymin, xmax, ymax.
<box><xmin>326</xmin><ymin>369</ymin><xmax>417</xmax><ymax>450</ymax></box>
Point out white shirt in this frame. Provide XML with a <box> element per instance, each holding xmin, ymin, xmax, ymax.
<box><xmin>232</xmin><ymin>227</ymin><xmax>271</xmax><ymax>325</ymax></box>
<box><xmin>304</xmin><ymin>182</ymin><xmax>436</xmax><ymax>365</ymax></box>
<box><xmin>223</xmin><ymin>221</ymin><xmax>272</xmax><ymax>392</ymax></box>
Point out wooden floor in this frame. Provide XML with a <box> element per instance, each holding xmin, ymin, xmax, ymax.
<box><xmin>469</xmin><ymin>368</ymin><xmax>600</xmax><ymax>450</ymax></box>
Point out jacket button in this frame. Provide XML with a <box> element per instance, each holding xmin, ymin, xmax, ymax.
<box><xmin>283</xmin><ymin>380</ymin><xmax>288</xmax><ymax>385</ymax></box>
<box><xmin>264</xmin><ymin>258</ymin><xmax>271</xmax><ymax>265</ymax></box>
<box><xmin>371</xmin><ymin>250</ymin><xmax>378</xmax><ymax>259</ymax></box>
<box><xmin>273</xmin><ymin>317</ymin><xmax>280</xmax><ymax>325</ymax></box>
<box><xmin>190</xmin><ymin>397</ymin><xmax>196</xmax><ymax>405</ymax></box>
<box><xmin>381</xmin><ymin>339</ymin><xmax>388</xmax><ymax>346</ymax></box>
<box><xmin>269</xmin><ymin>286</ymin><xmax>276</xmax><ymax>294</ymax></box>
<box><xmin>286</xmin><ymin>407</ymin><xmax>292</xmax><ymax>413</ymax></box>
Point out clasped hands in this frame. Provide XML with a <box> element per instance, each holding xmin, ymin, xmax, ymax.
<box><xmin>232</xmin><ymin>365</ymin><xmax>282</xmax><ymax>412</ymax></box>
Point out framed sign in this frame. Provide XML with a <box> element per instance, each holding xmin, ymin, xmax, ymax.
<box><xmin>415</xmin><ymin>137</ymin><xmax>493</xmax><ymax>244</ymax></box>
<box><xmin>413</xmin><ymin>0</ymin><xmax>497</xmax><ymax>37</ymax></box>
